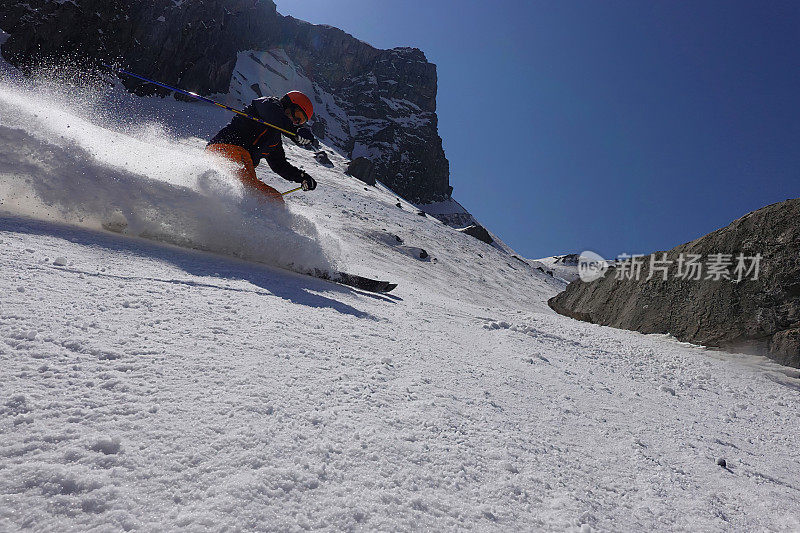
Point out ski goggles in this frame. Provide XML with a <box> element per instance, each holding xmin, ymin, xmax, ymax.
<box><xmin>290</xmin><ymin>105</ymin><xmax>308</xmax><ymax>125</ymax></box>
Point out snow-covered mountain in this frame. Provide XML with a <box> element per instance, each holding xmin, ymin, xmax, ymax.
<box><xmin>536</xmin><ymin>254</ymin><xmax>583</xmax><ymax>283</ymax></box>
<box><xmin>1</xmin><ymin>55</ymin><xmax>800</xmax><ymax>531</ymax></box>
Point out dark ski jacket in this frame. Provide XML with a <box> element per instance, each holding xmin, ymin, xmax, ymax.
<box><xmin>208</xmin><ymin>97</ymin><xmax>304</xmax><ymax>183</ymax></box>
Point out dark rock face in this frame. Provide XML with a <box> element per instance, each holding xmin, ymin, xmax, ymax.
<box><xmin>346</xmin><ymin>157</ymin><xmax>377</xmax><ymax>186</ymax></box>
<box><xmin>1</xmin><ymin>0</ymin><xmax>281</xmax><ymax>95</ymax></box>
<box><xmin>0</xmin><ymin>0</ymin><xmax>451</xmax><ymax>203</ymax></box>
<box><xmin>457</xmin><ymin>224</ymin><xmax>494</xmax><ymax>245</ymax></box>
<box><xmin>548</xmin><ymin>199</ymin><xmax>800</xmax><ymax>368</ymax></box>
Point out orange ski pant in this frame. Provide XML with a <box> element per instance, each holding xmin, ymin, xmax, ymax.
<box><xmin>206</xmin><ymin>143</ymin><xmax>284</xmax><ymax>204</ymax></box>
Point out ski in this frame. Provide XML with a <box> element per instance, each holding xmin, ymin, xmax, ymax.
<box><xmin>309</xmin><ymin>269</ymin><xmax>398</xmax><ymax>293</ymax></box>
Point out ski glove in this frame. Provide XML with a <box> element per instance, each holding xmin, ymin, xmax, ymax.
<box><xmin>294</xmin><ymin>127</ymin><xmax>315</xmax><ymax>147</ymax></box>
<box><xmin>301</xmin><ymin>173</ymin><xmax>317</xmax><ymax>191</ymax></box>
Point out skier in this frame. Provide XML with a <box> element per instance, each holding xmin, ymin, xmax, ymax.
<box><xmin>206</xmin><ymin>91</ymin><xmax>318</xmax><ymax>203</ymax></box>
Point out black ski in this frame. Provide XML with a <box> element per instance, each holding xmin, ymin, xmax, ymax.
<box><xmin>309</xmin><ymin>269</ymin><xmax>398</xmax><ymax>293</ymax></box>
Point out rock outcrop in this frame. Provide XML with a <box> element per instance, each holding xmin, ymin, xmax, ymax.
<box><xmin>548</xmin><ymin>199</ymin><xmax>800</xmax><ymax>368</ymax></box>
<box><xmin>0</xmin><ymin>0</ymin><xmax>451</xmax><ymax>203</ymax></box>
<box><xmin>346</xmin><ymin>157</ymin><xmax>377</xmax><ymax>186</ymax></box>
<box><xmin>457</xmin><ymin>224</ymin><xmax>494</xmax><ymax>245</ymax></box>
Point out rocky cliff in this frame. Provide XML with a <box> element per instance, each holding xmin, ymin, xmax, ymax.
<box><xmin>0</xmin><ymin>0</ymin><xmax>451</xmax><ymax>203</ymax></box>
<box><xmin>548</xmin><ymin>199</ymin><xmax>800</xmax><ymax>368</ymax></box>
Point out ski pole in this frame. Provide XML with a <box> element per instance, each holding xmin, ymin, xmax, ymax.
<box><xmin>102</xmin><ymin>64</ymin><xmax>297</xmax><ymax>137</ymax></box>
<box><xmin>281</xmin><ymin>186</ymin><xmax>303</xmax><ymax>196</ymax></box>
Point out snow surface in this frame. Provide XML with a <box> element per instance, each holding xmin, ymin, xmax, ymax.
<box><xmin>1</xmin><ymin>68</ymin><xmax>800</xmax><ymax>532</ymax></box>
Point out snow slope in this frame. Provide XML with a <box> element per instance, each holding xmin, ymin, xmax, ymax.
<box><xmin>1</xmin><ymin>72</ymin><xmax>800</xmax><ymax>531</ymax></box>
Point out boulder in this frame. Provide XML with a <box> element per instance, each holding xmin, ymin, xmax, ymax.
<box><xmin>457</xmin><ymin>224</ymin><xmax>494</xmax><ymax>245</ymax></box>
<box><xmin>346</xmin><ymin>157</ymin><xmax>377</xmax><ymax>186</ymax></box>
<box><xmin>313</xmin><ymin>151</ymin><xmax>333</xmax><ymax>167</ymax></box>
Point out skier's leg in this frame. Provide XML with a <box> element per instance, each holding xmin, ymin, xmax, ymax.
<box><xmin>206</xmin><ymin>144</ymin><xmax>284</xmax><ymax>204</ymax></box>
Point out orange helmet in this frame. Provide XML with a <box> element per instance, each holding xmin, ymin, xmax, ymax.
<box><xmin>283</xmin><ymin>90</ymin><xmax>314</xmax><ymax>121</ymax></box>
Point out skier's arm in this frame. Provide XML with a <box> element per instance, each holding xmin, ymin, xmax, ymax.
<box><xmin>264</xmin><ymin>144</ymin><xmax>305</xmax><ymax>183</ymax></box>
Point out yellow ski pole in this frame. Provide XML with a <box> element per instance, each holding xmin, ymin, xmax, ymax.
<box><xmin>103</xmin><ymin>65</ymin><xmax>297</xmax><ymax>137</ymax></box>
<box><xmin>281</xmin><ymin>186</ymin><xmax>303</xmax><ymax>196</ymax></box>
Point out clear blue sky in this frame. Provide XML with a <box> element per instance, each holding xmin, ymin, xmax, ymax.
<box><xmin>275</xmin><ymin>0</ymin><xmax>800</xmax><ymax>259</ymax></box>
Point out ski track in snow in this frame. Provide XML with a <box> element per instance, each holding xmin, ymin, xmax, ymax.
<box><xmin>1</xmin><ymin>75</ymin><xmax>800</xmax><ymax>532</ymax></box>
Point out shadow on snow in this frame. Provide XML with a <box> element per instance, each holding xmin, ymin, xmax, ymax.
<box><xmin>1</xmin><ymin>214</ymin><xmax>380</xmax><ymax>320</ymax></box>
